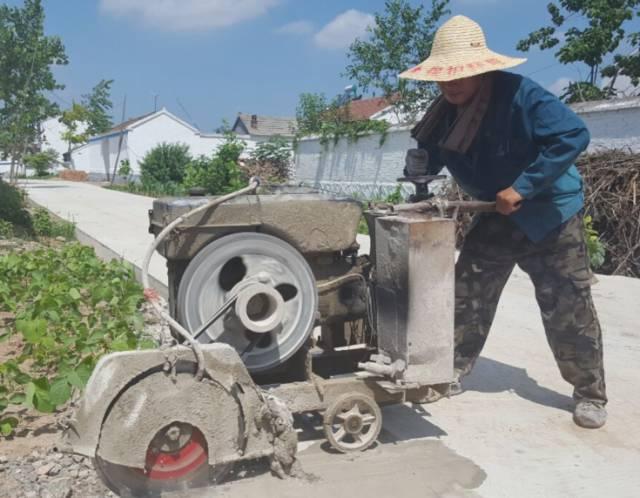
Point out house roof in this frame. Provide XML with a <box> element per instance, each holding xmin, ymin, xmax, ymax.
<box><xmin>88</xmin><ymin>108</ymin><xmax>200</xmax><ymax>142</ymax></box>
<box><xmin>343</xmin><ymin>95</ymin><xmax>398</xmax><ymax>121</ymax></box>
<box><xmin>108</xmin><ymin>112</ymin><xmax>156</xmax><ymax>134</ymax></box>
<box><xmin>570</xmin><ymin>96</ymin><xmax>640</xmax><ymax>114</ymax></box>
<box><xmin>233</xmin><ymin>113</ymin><xmax>297</xmax><ymax>137</ymax></box>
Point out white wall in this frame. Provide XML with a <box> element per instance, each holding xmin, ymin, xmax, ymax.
<box><xmin>0</xmin><ymin>160</ymin><xmax>14</xmax><ymax>177</ymax></box>
<box><xmin>294</xmin><ymin>126</ymin><xmax>417</xmax><ymax>198</ymax></box>
<box><xmin>126</xmin><ymin>113</ymin><xmax>199</xmax><ymax>174</ymax></box>
<box><xmin>294</xmin><ymin>107</ymin><xmax>640</xmax><ymax>198</ymax></box>
<box><xmin>71</xmin><ymin>133</ymin><xmax>129</xmax><ymax>179</ymax></box>
<box><xmin>579</xmin><ymin>107</ymin><xmax>640</xmax><ymax>152</ymax></box>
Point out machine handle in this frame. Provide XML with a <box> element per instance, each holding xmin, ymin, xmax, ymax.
<box><xmin>372</xmin><ymin>199</ymin><xmax>496</xmax><ymax>215</ymax></box>
<box><xmin>396</xmin><ymin>199</ymin><xmax>496</xmax><ymax>213</ymax></box>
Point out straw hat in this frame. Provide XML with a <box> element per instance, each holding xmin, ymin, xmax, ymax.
<box><xmin>399</xmin><ymin>15</ymin><xmax>526</xmax><ymax>82</ymax></box>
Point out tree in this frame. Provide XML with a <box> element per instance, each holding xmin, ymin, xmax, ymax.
<box><xmin>82</xmin><ymin>79</ymin><xmax>114</xmax><ymax>136</ymax></box>
<box><xmin>517</xmin><ymin>0</ymin><xmax>640</xmax><ymax>102</ymax></box>
<box><xmin>295</xmin><ymin>93</ymin><xmax>329</xmax><ymax>135</ymax></box>
<box><xmin>344</xmin><ymin>0</ymin><xmax>450</xmax><ymax>122</ymax></box>
<box><xmin>602</xmin><ymin>31</ymin><xmax>640</xmax><ymax>89</ymax></box>
<box><xmin>24</xmin><ymin>148</ymin><xmax>58</xmax><ymax>176</ymax></box>
<box><xmin>0</xmin><ymin>0</ymin><xmax>67</xmax><ymax>182</ymax></box>
<box><xmin>249</xmin><ymin>136</ymin><xmax>292</xmax><ymax>180</ymax></box>
<box><xmin>294</xmin><ymin>91</ymin><xmax>390</xmax><ymax>144</ymax></box>
<box><xmin>59</xmin><ymin>102</ymin><xmax>89</xmax><ymax>152</ymax></box>
<box><xmin>139</xmin><ymin>142</ymin><xmax>192</xmax><ymax>188</ymax></box>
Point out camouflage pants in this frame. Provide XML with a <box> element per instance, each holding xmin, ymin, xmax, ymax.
<box><xmin>454</xmin><ymin>212</ymin><xmax>607</xmax><ymax>404</ymax></box>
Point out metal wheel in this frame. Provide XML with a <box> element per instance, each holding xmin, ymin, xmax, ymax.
<box><xmin>177</xmin><ymin>232</ymin><xmax>318</xmax><ymax>374</ymax></box>
<box><xmin>95</xmin><ymin>423</ymin><xmax>227</xmax><ymax>496</ymax></box>
<box><xmin>323</xmin><ymin>393</ymin><xmax>382</xmax><ymax>453</ymax></box>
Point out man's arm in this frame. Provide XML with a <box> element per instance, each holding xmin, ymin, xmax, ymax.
<box><xmin>511</xmin><ymin>82</ymin><xmax>590</xmax><ymax>200</ymax></box>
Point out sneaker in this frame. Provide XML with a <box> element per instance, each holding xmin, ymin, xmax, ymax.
<box><xmin>573</xmin><ymin>401</ymin><xmax>607</xmax><ymax>429</ymax></box>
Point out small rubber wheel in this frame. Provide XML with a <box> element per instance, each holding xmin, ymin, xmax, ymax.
<box><xmin>323</xmin><ymin>393</ymin><xmax>382</xmax><ymax>453</ymax></box>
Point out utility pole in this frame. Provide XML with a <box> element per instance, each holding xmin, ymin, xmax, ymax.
<box><xmin>153</xmin><ymin>94</ymin><xmax>159</xmax><ymax>112</ymax></box>
<box><xmin>109</xmin><ymin>95</ymin><xmax>127</xmax><ymax>184</ymax></box>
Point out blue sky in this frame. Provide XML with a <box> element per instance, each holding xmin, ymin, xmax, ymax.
<box><xmin>8</xmin><ymin>0</ymin><xmax>640</xmax><ymax>131</ymax></box>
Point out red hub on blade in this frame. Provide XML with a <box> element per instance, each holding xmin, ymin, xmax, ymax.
<box><xmin>145</xmin><ymin>430</ymin><xmax>208</xmax><ymax>481</ymax></box>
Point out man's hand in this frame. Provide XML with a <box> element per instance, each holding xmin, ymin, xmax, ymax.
<box><xmin>496</xmin><ymin>187</ymin><xmax>523</xmax><ymax>215</ymax></box>
<box><xmin>404</xmin><ymin>148</ymin><xmax>429</xmax><ymax>177</ymax></box>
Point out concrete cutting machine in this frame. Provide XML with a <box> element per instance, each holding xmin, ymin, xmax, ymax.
<box><xmin>62</xmin><ymin>178</ymin><xmax>494</xmax><ymax>496</ymax></box>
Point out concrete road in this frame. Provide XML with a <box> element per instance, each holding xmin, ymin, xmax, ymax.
<box><xmin>22</xmin><ymin>179</ymin><xmax>168</xmax><ymax>291</ymax></box>
<box><xmin>21</xmin><ymin>179</ymin><xmax>640</xmax><ymax>497</ymax></box>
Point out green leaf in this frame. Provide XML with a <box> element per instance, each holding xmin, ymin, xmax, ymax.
<box><xmin>75</xmin><ymin>359</ymin><xmax>94</xmax><ymax>385</ymax></box>
<box><xmin>137</xmin><ymin>338</ymin><xmax>157</xmax><ymax>350</ymax></box>
<box><xmin>25</xmin><ymin>382</ymin><xmax>36</xmax><ymax>409</ymax></box>
<box><xmin>4</xmin><ymin>362</ymin><xmax>31</xmax><ymax>385</ymax></box>
<box><xmin>16</xmin><ymin>318</ymin><xmax>47</xmax><ymax>344</ymax></box>
<box><xmin>66</xmin><ymin>371</ymin><xmax>84</xmax><ymax>390</ymax></box>
<box><xmin>33</xmin><ymin>392</ymin><xmax>55</xmax><ymax>413</ymax></box>
<box><xmin>69</xmin><ymin>288</ymin><xmax>81</xmax><ymax>300</ymax></box>
<box><xmin>49</xmin><ymin>378</ymin><xmax>71</xmax><ymax>406</ymax></box>
<box><xmin>9</xmin><ymin>393</ymin><xmax>26</xmax><ymax>405</ymax></box>
<box><xmin>110</xmin><ymin>336</ymin><xmax>129</xmax><ymax>351</ymax></box>
<box><xmin>40</xmin><ymin>336</ymin><xmax>56</xmax><ymax>351</ymax></box>
<box><xmin>0</xmin><ymin>397</ymin><xmax>8</xmax><ymax>412</ymax></box>
<box><xmin>32</xmin><ymin>377</ymin><xmax>50</xmax><ymax>392</ymax></box>
<box><xmin>0</xmin><ymin>417</ymin><xmax>19</xmax><ymax>436</ymax></box>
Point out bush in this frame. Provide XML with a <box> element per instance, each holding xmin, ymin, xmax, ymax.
<box><xmin>0</xmin><ymin>180</ymin><xmax>32</xmax><ymax>231</ymax></box>
<box><xmin>0</xmin><ymin>220</ymin><xmax>13</xmax><ymax>239</ymax></box>
<box><xmin>183</xmin><ymin>134</ymin><xmax>245</xmax><ymax>194</ymax></box>
<box><xmin>32</xmin><ymin>208</ymin><xmax>75</xmax><ymax>240</ymax></box>
<box><xmin>248</xmin><ymin>136</ymin><xmax>292</xmax><ymax>181</ymax></box>
<box><xmin>107</xmin><ymin>181</ymin><xmax>186</xmax><ymax>198</ymax></box>
<box><xmin>140</xmin><ymin>143</ymin><xmax>191</xmax><ymax>187</ymax></box>
<box><xmin>117</xmin><ymin>159</ymin><xmax>132</xmax><ymax>178</ymax></box>
<box><xmin>24</xmin><ymin>149</ymin><xmax>59</xmax><ymax>177</ymax></box>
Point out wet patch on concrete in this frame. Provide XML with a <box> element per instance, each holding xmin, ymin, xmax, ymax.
<box><xmin>215</xmin><ymin>438</ymin><xmax>486</xmax><ymax>498</ymax></box>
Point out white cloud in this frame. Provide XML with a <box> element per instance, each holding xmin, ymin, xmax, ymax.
<box><xmin>314</xmin><ymin>10</ymin><xmax>374</xmax><ymax>50</ymax></box>
<box><xmin>276</xmin><ymin>20</ymin><xmax>314</xmax><ymax>35</ymax></box>
<box><xmin>100</xmin><ymin>0</ymin><xmax>280</xmax><ymax>31</ymax></box>
<box><xmin>548</xmin><ymin>77</ymin><xmax>573</xmax><ymax>96</ymax></box>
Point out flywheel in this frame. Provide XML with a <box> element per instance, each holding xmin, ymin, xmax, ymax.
<box><xmin>177</xmin><ymin>232</ymin><xmax>318</xmax><ymax>373</ymax></box>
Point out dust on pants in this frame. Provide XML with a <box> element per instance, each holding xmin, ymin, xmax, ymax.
<box><xmin>454</xmin><ymin>212</ymin><xmax>607</xmax><ymax>404</ymax></box>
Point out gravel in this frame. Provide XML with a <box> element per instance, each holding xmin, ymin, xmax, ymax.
<box><xmin>0</xmin><ymin>449</ymin><xmax>117</xmax><ymax>498</ymax></box>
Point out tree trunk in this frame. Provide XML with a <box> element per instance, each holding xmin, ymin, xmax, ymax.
<box><xmin>9</xmin><ymin>156</ymin><xmax>17</xmax><ymax>185</ymax></box>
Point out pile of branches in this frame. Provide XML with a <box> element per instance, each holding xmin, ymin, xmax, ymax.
<box><xmin>578</xmin><ymin>150</ymin><xmax>640</xmax><ymax>278</ymax></box>
<box><xmin>441</xmin><ymin>149</ymin><xmax>639</xmax><ymax>278</ymax></box>
<box><xmin>239</xmin><ymin>159</ymin><xmax>290</xmax><ymax>184</ymax></box>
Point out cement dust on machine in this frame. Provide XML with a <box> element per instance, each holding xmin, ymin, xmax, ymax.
<box><xmin>60</xmin><ymin>176</ymin><xmax>495</xmax><ymax>496</ymax></box>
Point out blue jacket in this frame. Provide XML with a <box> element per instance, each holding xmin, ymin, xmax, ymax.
<box><xmin>419</xmin><ymin>71</ymin><xmax>590</xmax><ymax>242</ymax></box>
